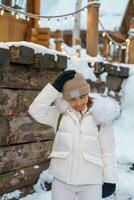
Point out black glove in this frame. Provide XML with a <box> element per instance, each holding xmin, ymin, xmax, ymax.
<box><xmin>52</xmin><ymin>70</ymin><xmax>76</xmax><ymax>92</ymax></box>
<box><xmin>102</xmin><ymin>183</ymin><xmax>116</xmax><ymax>198</ymax></box>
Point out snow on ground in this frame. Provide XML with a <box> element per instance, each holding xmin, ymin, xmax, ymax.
<box><xmin>0</xmin><ymin>42</ymin><xmax>134</xmax><ymax>200</ymax></box>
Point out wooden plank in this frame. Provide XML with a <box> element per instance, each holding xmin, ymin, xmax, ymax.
<box><xmin>0</xmin><ymin>115</ymin><xmax>54</xmax><ymax>146</ymax></box>
<box><xmin>0</xmin><ymin>161</ymin><xmax>49</xmax><ymax>196</ymax></box>
<box><xmin>0</xmin><ymin>140</ymin><xmax>53</xmax><ymax>174</ymax></box>
<box><xmin>0</xmin><ymin>12</ymin><xmax>28</xmax><ymax>42</ymax></box>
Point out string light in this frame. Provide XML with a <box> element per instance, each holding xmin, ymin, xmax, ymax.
<box><xmin>11</xmin><ymin>11</ymin><xmax>15</xmax><ymax>16</ymax></box>
<box><xmin>47</xmin><ymin>18</ymin><xmax>50</xmax><ymax>25</ymax></box>
<box><xmin>109</xmin><ymin>41</ymin><xmax>112</xmax><ymax>46</ymax></box>
<box><xmin>126</xmin><ymin>38</ymin><xmax>130</xmax><ymax>45</ymax></box>
<box><xmin>38</xmin><ymin>18</ymin><xmax>41</xmax><ymax>25</ymax></box>
<box><xmin>0</xmin><ymin>8</ymin><xmax>4</xmax><ymax>15</ymax></box>
<box><xmin>15</xmin><ymin>12</ymin><xmax>19</xmax><ymax>20</ymax></box>
<box><xmin>116</xmin><ymin>45</ymin><xmax>119</xmax><ymax>49</ymax></box>
<box><xmin>102</xmin><ymin>32</ymin><xmax>106</xmax><ymax>37</ymax></box>
<box><xmin>64</xmin><ymin>17</ymin><xmax>67</xmax><ymax>22</ymax></box>
<box><xmin>0</xmin><ymin>3</ymin><xmax>89</xmax><ymax>19</ymax></box>
<box><xmin>0</xmin><ymin>2</ymin><xmax>131</xmax><ymax>51</ymax></box>
<box><xmin>72</xmin><ymin>14</ymin><xmax>75</xmax><ymax>20</ymax></box>
<box><xmin>82</xmin><ymin>9</ymin><xmax>86</xmax><ymax>16</ymax></box>
<box><xmin>99</xmin><ymin>19</ymin><xmax>130</xmax><ymax>50</ymax></box>
<box><xmin>26</xmin><ymin>16</ymin><xmax>30</xmax><ymax>21</ymax></box>
<box><xmin>57</xmin><ymin>18</ymin><xmax>60</xmax><ymax>26</ymax></box>
<box><xmin>121</xmin><ymin>46</ymin><xmax>126</xmax><ymax>50</ymax></box>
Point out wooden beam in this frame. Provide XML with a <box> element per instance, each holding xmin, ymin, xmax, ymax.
<box><xmin>86</xmin><ymin>1</ymin><xmax>100</xmax><ymax>56</ymax></box>
<box><xmin>110</xmin><ymin>32</ymin><xmax>127</xmax><ymax>42</ymax></box>
<box><xmin>128</xmin><ymin>18</ymin><xmax>134</xmax><ymax>64</ymax></box>
<box><xmin>27</xmin><ymin>0</ymin><xmax>40</xmax><ymax>28</ymax></box>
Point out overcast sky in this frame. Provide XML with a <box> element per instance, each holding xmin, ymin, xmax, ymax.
<box><xmin>40</xmin><ymin>0</ymin><xmax>129</xmax><ymax>31</ymax></box>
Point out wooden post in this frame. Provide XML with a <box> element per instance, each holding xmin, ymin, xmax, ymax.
<box><xmin>55</xmin><ymin>30</ymin><xmax>62</xmax><ymax>51</ymax></box>
<box><xmin>72</xmin><ymin>0</ymin><xmax>82</xmax><ymax>45</ymax></box>
<box><xmin>128</xmin><ymin>18</ymin><xmax>134</xmax><ymax>64</ymax></box>
<box><xmin>86</xmin><ymin>0</ymin><xmax>100</xmax><ymax>57</ymax></box>
<box><xmin>103</xmin><ymin>36</ymin><xmax>109</xmax><ymax>57</ymax></box>
<box><xmin>27</xmin><ymin>0</ymin><xmax>40</xmax><ymax>28</ymax></box>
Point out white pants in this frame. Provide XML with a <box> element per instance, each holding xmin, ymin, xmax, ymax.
<box><xmin>52</xmin><ymin>178</ymin><xmax>102</xmax><ymax>200</ymax></box>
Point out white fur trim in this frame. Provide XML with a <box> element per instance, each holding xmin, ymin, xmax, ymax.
<box><xmin>55</xmin><ymin>94</ymin><xmax>71</xmax><ymax>113</ymax></box>
<box><xmin>55</xmin><ymin>93</ymin><xmax>121</xmax><ymax>125</ymax></box>
<box><xmin>89</xmin><ymin>94</ymin><xmax>121</xmax><ymax>125</ymax></box>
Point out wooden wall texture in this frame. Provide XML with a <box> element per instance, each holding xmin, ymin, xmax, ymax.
<box><xmin>0</xmin><ymin>45</ymin><xmax>67</xmax><ymax>196</ymax></box>
<box><xmin>0</xmin><ymin>12</ymin><xmax>28</xmax><ymax>42</ymax></box>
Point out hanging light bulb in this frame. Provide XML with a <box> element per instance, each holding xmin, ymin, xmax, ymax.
<box><xmin>57</xmin><ymin>18</ymin><xmax>60</xmax><ymax>26</ymax></box>
<box><xmin>122</xmin><ymin>45</ymin><xmax>126</xmax><ymax>49</ymax></box>
<box><xmin>26</xmin><ymin>16</ymin><xmax>30</xmax><ymax>21</ymax></box>
<box><xmin>126</xmin><ymin>38</ymin><xmax>130</xmax><ymax>45</ymax></box>
<box><xmin>109</xmin><ymin>41</ymin><xmax>112</xmax><ymax>45</ymax></box>
<box><xmin>102</xmin><ymin>32</ymin><xmax>106</xmax><ymax>37</ymax></box>
<box><xmin>116</xmin><ymin>45</ymin><xmax>119</xmax><ymax>49</ymax></box>
<box><xmin>11</xmin><ymin>11</ymin><xmax>15</xmax><ymax>16</ymax></box>
<box><xmin>0</xmin><ymin>8</ymin><xmax>4</xmax><ymax>16</ymax></box>
<box><xmin>47</xmin><ymin>18</ymin><xmax>50</xmax><ymax>25</ymax></box>
<box><xmin>82</xmin><ymin>9</ymin><xmax>86</xmax><ymax>16</ymax></box>
<box><xmin>64</xmin><ymin>17</ymin><xmax>67</xmax><ymax>23</ymax></box>
<box><xmin>38</xmin><ymin>18</ymin><xmax>41</xmax><ymax>25</ymax></box>
<box><xmin>72</xmin><ymin>14</ymin><xmax>75</xmax><ymax>20</ymax></box>
<box><xmin>15</xmin><ymin>12</ymin><xmax>19</xmax><ymax>20</ymax></box>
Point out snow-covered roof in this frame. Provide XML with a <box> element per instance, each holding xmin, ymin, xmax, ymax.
<box><xmin>40</xmin><ymin>0</ymin><xmax>129</xmax><ymax>32</ymax></box>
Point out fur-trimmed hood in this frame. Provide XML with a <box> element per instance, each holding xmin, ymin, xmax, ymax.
<box><xmin>55</xmin><ymin>93</ymin><xmax>121</xmax><ymax>125</ymax></box>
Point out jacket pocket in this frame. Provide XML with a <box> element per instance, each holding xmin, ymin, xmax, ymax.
<box><xmin>83</xmin><ymin>152</ymin><xmax>103</xmax><ymax>167</ymax></box>
<box><xmin>48</xmin><ymin>151</ymin><xmax>69</xmax><ymax>178</ymax></box>
<box><xmin>48</xmin><ymin>151</ymin><xmax>69</xmax><ymax>159</ymax></box>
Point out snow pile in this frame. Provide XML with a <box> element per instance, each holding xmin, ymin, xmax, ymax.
<box><xmin>114</xmin><ymin>71</ymin><xmax>134</xmax><ymax>164</ymax></box>
<box><xmin>20</xmin><ymin>191</ymin><xmax>51</xmax><ymax>200</ymax></box>
<box><xmin>34</xmin><ymin>170</ymin><xmax>53</xmax><ymax>192</ymax></box>
<box><xmin>0</xmin><ymin>42</ymin><xmax>9</xmax><ymax>49</ymax></box>
<box><xmin>67</xmin><ymin>57</ymin><xmax>97</xmax><ymax>81</ymax></box>
<box><xmin>4</xmin><ymin>41</ymin><xmax>65</xmax><ymax>57</ymax></box>
<box><xmin>19</xmin><ymin>170</ymin><xmax>53</xmax><ymax>200</ymax></box>
<box><xmin>0</xmin><ymin>190</ymin><xmax>22</xmax><ymax>200</ymax></box>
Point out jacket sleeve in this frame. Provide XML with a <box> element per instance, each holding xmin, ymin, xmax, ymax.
<box><xmin>28</xmin><ymin>83</ymin><xmax>60</xmax><ymax>130</ymax></box>
<box><xmin>99</xmin><ymin>125</ymin><xmax>118</xmax><ymax>183</ymax></box>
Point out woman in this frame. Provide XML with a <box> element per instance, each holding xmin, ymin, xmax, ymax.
<box><xmin>28</xmin><ymin>70</ymin><xmax>119</xmax><ymax>200</ymax></box>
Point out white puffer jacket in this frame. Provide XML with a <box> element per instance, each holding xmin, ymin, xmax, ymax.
<box><xmin>28</xmin><ymin>83</ymin><xmax>120</xmax><ymax>185</ymax></box>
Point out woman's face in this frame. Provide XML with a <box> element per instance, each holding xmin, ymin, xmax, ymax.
<box><xmin>68</xmin><ymin>94</ymin><xmax>89</xmax><ymax>112</ymax></box>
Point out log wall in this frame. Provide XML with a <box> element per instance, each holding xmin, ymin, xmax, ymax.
<box><xmin>0</xmin><ymin>45</ymin><xmax>67</xmax><ymax>196</ymax></box>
